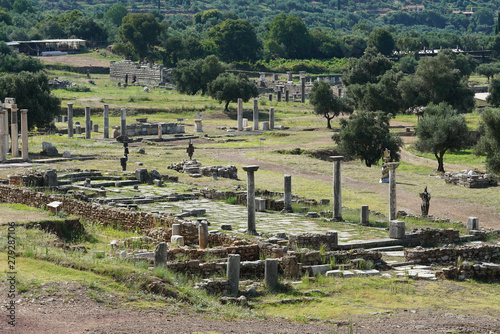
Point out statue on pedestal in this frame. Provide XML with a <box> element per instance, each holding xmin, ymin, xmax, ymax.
<box><xmin>419</xmin><ymin>186</ymin><xmax>431</xmax><ymax>217</ymax></box>
<box><xmin>187</xmin><ymin>140</ymin><xmax>195</xmax><ymax>160</ymax></box>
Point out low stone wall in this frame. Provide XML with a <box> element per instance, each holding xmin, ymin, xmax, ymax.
<box><xmin>194</xmin><ymin>279</ymin><xmax>231</xmax><ymax>296</ymax></box>
<box><xmin>444</xmin><ymin>171</ymin><xmax>497</xmax><ymax>188</ymax></box>
<box><xmin>288</xmin><ymin>232</ymin><xmax>338</xmax><ymax>251</ymax></box>
<box><xmin>289</xmin><ymin>249</ymin><xmax>382</xmax><ymax>266</ymax></box>
<box><xmin>405</xmin><ymin>245</ymin><xmax>500</xmax><ymax>265</ymax></box>
<box><xmin>418</xmin><ymin>228</ymin><xmax>460</xmax><ymax>247</ymax></box>
<box><xmin>0</xmin><ymin>185</ymin><xmax>175</xmax><ymax>232</ymax></box>
<box><xmin>166</xmin><ymin>260</ymin><xmax>225</xmax><ymax>278</ymax></box>
<box><xmin>120</xmin><ymin>122</ymin><xmax>184</xmax><ymax>137</ymax></box>
<box><xmin>110</xmin><ymin>60</ymin><xmax>169</xmax><ymax>86</ymax></box>
<box><xmin>168</xmin><ymin>244</ymin><xmax>260</xmax><ymax>262</ymax></box>
<box><xmin>438</xmin><ymin>262</ymin><xmax>500</xmax><ymax>281</ymax></box>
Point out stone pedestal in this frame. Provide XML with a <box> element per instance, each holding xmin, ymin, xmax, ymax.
<box><xmin>75</xmin><ymin>125</ymin><xmax>81</xmax><ymax>135</ymax></box>
<box><xmin>154</xmin><ymin>242</ymin><xmax>167</xmax><ymax>267</ymax></box>
<box><xmin>331</xmin><ymin>156</ymin><xmax>344</xmax><ymax>221</ymax></box>
<box><xmin>467</xmin><ymin>217</ymin><xmax>479</xmax><ymax>230</ymax></box>
<box><xmin>67</xmin><ymin>103</ymin><xmax>74</xmax><ymax>138</ymax></box>
<box><xmin>172</xmin><ymin>224</ymin><xmax>181</xmax><ymax>236</ymax></box>
<box><xmin>361</xmin><ymin>205</ymin><xmax>369</xmax><ymax>226</ymax></box>
<box><xmin>253</xmin><ymin>99</ymin><xmax>259</xmax><ymax>131</ymax></box>
<box><xmin>265</xmin><ymin>259</ymin><xmax>278</xmax><ymax>291</ymax></box>
<box><xmin>10</xmin><ymin>108</ymin><xmax>18</xmax><ymax>157</ymax></box>
<box><xmin>242</xmin><ymin>165</ymin><xmax>259</xmax><ymax>235</ymax></box>
<box><xmin>237</xmin><ymin>98</ymin><xmax>243</xmax><ymax>131</ymax></box>
<box><xmin>287</xmin><ymin>71</ymin><xmax>293</xmax><ymax>81</ymax></box>
<box><xmin>242</xmin><ymin>118</ymin><xmax>248</xmax><ymax>127</ymax></box>
<box><xmin>389</xmin><ymin>220</ymin><xmax>405</xmax><ymax>239</ymax></box>
<box><xmin>284</xmin><ymin>174</ymin><xmax>292</xmax><ymax>212</ymax></box>
<box><xmin>255</xmin><ymin>197</ymin><xmax>266</xmax><ymax>212</ymax></box>
<box><xmin>194</xmin><ymin>119</ymin><xmax>203</xmax><ymax>132</ymax></box>
<box><xmin>227</xmin><ymin>254</ymin><xmax>240</xmax><ymax>296</ymax></box>
<box><xmin>262</xmin><ymin>121</ymin><xmax>270</xmax><ymax>131</ymax></box>
<box><xmin>93</xmin><ymin>124</ymin><xmax>99</xmax><ymax>132</ymax></box>
<box><xmin>103</xmin><ymin>104</ymin><xmax>109</xmax><ymax>139</ymax></box>
<box><xmin>387</xmin><ymin>163</ymin><xmax>400</xmax><ymax>221</ymax></box>
<box><xmin>198</xmin><ymin>221</ymin><xmax>208</xmax><ymax>249</ymax></box>
<box><xmin>0</xmin><ymin>109</ymin><xmax>6</xmax><ymax>161</ymax></box>
<box><xmin>171</xmin><ymin>235</ymin><xmax>184</xmax><ymax>246</ymax></box>
<box><xmin>120</xmin><ymin>108</ymin><xmax>127</xmax><ymax>136</ymax></box>
<box><xmin>20</xmin><ymin>109</ymin><xmax>28</xmax><ymax>161</ymax></box>
<box><xmin>85</xmin><ymin>106</ymin><xmax>91</xmax><ymax>139</ymax></box>
<box><xmin>269</xmin><ymin>107</ymin><xmax>275</xmax><ymax>130</ymax></box>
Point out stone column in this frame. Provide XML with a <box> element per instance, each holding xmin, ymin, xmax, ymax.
<box><xmin>387</xmin><ymin>163</ymin><xmax>400</xmax><ymax>221</ymax></box>
<box><xmin>103</xmin><ymin>104</ymin><xmax>109</xmax><ymax>139</ymax></box>
<box><xmin>194</xmin><ymin>119</ymin><xmax>203</xmax><ymax>132</ymax></box>
<box><xmin>20</xmin><ymin>109</ymin><xmax>28</xmax><ymax>161</ymax></box>
<box><xmin>85</xmin><ymin>106</ymin><xmax>91</xmax><ymax>139</ymax></box>
<box><xmin>269</xmin><ymin>107</ymin><xmax>275</xmax><ymax>130</ymax></box>
<box><xmin>331</xmin><ymin>156</ymin><xmax>343</xmax><ymax>221</ymax></box>
<box><xmin>389</xmin><ymin>220</ymin><xmax>405</xmax><ymax>239</ymax></box>
<box><xmin>277</xmin><ymin>90</ymin><xmax>281</xmax><ymax>102</ymax></box>
<box><xmin>3</xmin><ymin>108</ymin><xmax>8</xmax><ymax>154</ymax></box>
<box><xmin>198</xmin><ymin>221</ymin><xmax>208</xmax><ymax>249</ymax></box>
<box><xmin>253</xmin><ymin>99</ymin><xmax>259</xmax><ymax>131</ymax></box>
<box><xmin>242</xmin><ymin>165</ymin><xmax>259</xmax><ymax>235</ymax></box>
<box><xmin>361</xmin><ymin>205</ymin><xmax>369</xmax><ymax>226</ymax></box>
<box><xmin>268</xmin><ymin>94</ymin><xmax>272</xmax><ymax>101</ymax></box>
<box><xmin>67</xmin><ymin>103</ymin><xmax>74</xmax><ymax>138</ymax></box>
<box><xmin>154</xmin><ymin>242</ymin><xmax>167</xmax><ymax>267</ymax></box>
<box><xmin>284</xmin><ymin>174</ymin><xmax>292</xmax><ymax>212</ymax></box>
<box><xmin>287</xmin><ymin>71</ymin><xmax>293</xmax><ymax>81</ymax></box>
<box><xmin>10</xmin><ymin>108</ymin><xmax>18</xmax><ymax>157</ymax></box>
<box><xmin>0</xmin><ymin>109</ymin><xmax>6</xmax><ymax>161</ymax></box>
<box><xmin>120</xmin><ymin>108</ymin><xmax>127</xmax><ymax>136</ymax></box>
<box><xmin>265</xmin><ymin>259</ymin><xmax>278</xmax><ymax>291</ymax></box>
<box><xmin>158</xmin><ymin>124</ymin><xmax>163</xmax><ymax>139</ymax></box>
<box><xmin>227</xmin><ymin>254</ymin><xmax>240</xmax><ymax>296</ymax></box>
<box><xmin>285</xmin><ymin>90</ymin><xmax>289</xmax><ymax>102</ymax></box>
<box><xmin>300</xmin><ymin>71</ymin><xmax>306</xmax><ymax>103</ymax></box>
<box><xmin>172</xmin><ymin>224</ymin><xmax>181</xmax><ymax>236</ymax></box>
<box><xmin>237</xmin><ymin>98</ymin><xmax>243</xmax><ymax>131</ymax></box>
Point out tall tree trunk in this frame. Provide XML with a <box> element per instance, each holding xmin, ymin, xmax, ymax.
<box><xmin>435</xmin><ymin>151</ymin><xmax>446</xmax><ymax>173</ymax></box>
<box><xmin>326</xmin><ymin>116</ymin><xmax>332</xmax><ymax>129</ymax></box>
<box><xmin>225</xmin><ymin>101</ymin><xmax>230</xmax><ymax>112</ymax></box>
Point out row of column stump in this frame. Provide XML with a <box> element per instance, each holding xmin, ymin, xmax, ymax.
<box><xmin>0</xmin><ymin>98</ymin><xmax>29</xmax><ymax>162</ymax></box>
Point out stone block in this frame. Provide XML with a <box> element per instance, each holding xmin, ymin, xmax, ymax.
<box><xmin>311</xmin><ymin>264</ymin><xmax>331</xmax><ymax>275</ymax></box>
<box><xmin>467</xmin><ymin>217</ymin><xmax>479</xmax><ymax>230</ymax></box>
<box><xmin>154</xmin><ymin>242</ymin><xmax>167</xmax><ymax>267</ymax></box>
<box><xmin>171</xmin><ymin>235</ymin><xmax>184</xmax><ymax>247</ymax></box>
<box><xmin>135</xmin><ymin>168</ymin><xmax>148</xmax><ymax>183</ymax></box>
<box><xmin>354</xmin><ymin>269</ymin><xmax>380</xmax><ymax>277</ymax></box>
<box><xmin>255</xmin><ymin>197</ymin><xmax>266</xmax><ymax>212</ymax></box>
<box><xmin>389</xmin><ymin>220</ymin><xmax>405</xmax><ymax>239</ymax></box>
<box><xmin>221</xmin><ymin>224</ymin><xmax>232</xmax><ymax>231</ymax></box>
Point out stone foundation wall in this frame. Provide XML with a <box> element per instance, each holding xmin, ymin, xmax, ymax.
<box><xmin>0</xmin><ymin>185</ymin><xmax>175</xmax><ymax>231</ymax></box>
<box><xmin>438</xmin><ymin>262</ymin><xmax>500</xmax><ymax>281</ymax></box>
<box><xmin>288</xmin><ymin>232</ymin><xmax>338</xmax><ymax>251</ymax></box>
<box><xmin>120</xmin><ymin>122</ymin><xmax>184</xmax><ymax>137</ymax></box>
<box><xmin>418</xmin><ymin>228</ymin><xmax>460</xmax><ymax>247</ymax></box>
<box><xmin>290</xmin><ymin>249</ymin><xmax>382</xmax><ymax>266</ymax></box>
<box><xmin>110</xmin><ymin>60</ymin><xmax>169</xmax><ymax>86</ymax></box>
<box><xmin>168</xmin><ymin>244</ymin><xmax>260</xmax><ymax>261</ymax></box>
<box><xmin>444</xmin><ymin>171</ymin><xmax>497</xmax><ymax>188</ymax></box>
<box><xmin>405</xmin><ymin>245</ymin><xmax>500</xmax><ymax>265</ymax></box>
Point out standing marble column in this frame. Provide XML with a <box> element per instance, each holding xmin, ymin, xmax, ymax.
<box><xmin>198</xmin><ymin>221</ymin><xmax>208</xmax><ymax>249</ymax></box>
<box><xmin>331</xmin><ymin>156</ymin><xmax>343</xmax><ymax>221</ymax></box>
<box><xmin>10</xmin><ymin>108</ymin><xmax>18</xmax><ymax>157</ymax></box>
<box><xmin>265</xmin><ymin>259</ymin><xmax>278</xmax><ymax>291</ymax></box>
<box><xmin>0</xmin><ymin>109</ymin><xmax>6</xmax><ymax>161</ymax></box>
<box><xmin>103</xmin><ymin>104</ymin><xmax>109</xmax><ymax>139</ymax></box>
<box><xmin>361</xmin><ymin>205</ymin><xmax>369</xmax><ymax>226</ymax></box>
<box><xmin>3</xmin><ymin>107</ymin><xmax>8</xmax><ymax>154</ymax></box>
<box><xmin>285</xmin><ymin>90</ymin><xmax>289</xmax><ymax>102</ymax></box>
<box><xmin>253</xmin><ymin>99</ymin><xmax>259</xmax><ymax>131</ymax></box>
<box><xmin>237</xmin><ymin>98</ymin><xmax>243</xmax><ymax>131</ymax></box>
<box><xmin>85</xmin><ymin>106</ymin><xmax>91</xmax><ymax>139</ymax></box>
<box><xmin>242</xmin><ymin>165</ymin><xmax>259</xmax><ymax>235</ymax></box>
<box><xmin>20</xmin><ymin>109</ymin><xmax>28</xmax><ymax>161</ymax></box>
<box><xmin>277</xmin><ymin>90</ymin><xmax>281</xmax><ymax>102</ymax></box>
<box><xmin>227</xmin><ymin>254</ymin><xmax>240</xmax><ymax>296</ymax></box>
<box><xmin>387</xmin><ymin>163</ymin><xmax>400</xmax><ymax>221</ymax></box>
<box><xmin>284</xmin><ymin>174</ymin><xmax>293</xmax><ymax>213</ymax></box>
<box><xmin>269</xmin><ymin>107</ymin><xmax>275</xmax><ymax>130</ymax></box>
<box><xmin>120</xmin><ymin>108</ymin><xmax>127</xmax><ymax>136</ymax></box>
<box><xmin>67</xmin><ymin>103</ymin><xmax>74</xmax><ymax>138</ymax></box>
<box><xmin>300</xmin><ymin>71</ymin><xmax>306</xmax><ymax>103</ymax></box>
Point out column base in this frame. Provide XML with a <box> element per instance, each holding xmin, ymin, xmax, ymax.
<box><xmin>330</xmin><ymin>217</ymin><xmax>344</xmax><ymax>222</ymax></box>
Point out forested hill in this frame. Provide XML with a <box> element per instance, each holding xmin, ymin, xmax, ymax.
<box><xmin>25</xmin><ymin>0</ymin><xmax>500</xmax><ymax>34</ymax></box>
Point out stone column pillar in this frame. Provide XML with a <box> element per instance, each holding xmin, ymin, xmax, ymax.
<box><xmin>67</xmin><ymin>103</ymin><xmax>74</xmax><ymax>138</ymax></box>
<box><xmin>265</xmin><ymin>259</ymin><xmax>278</xmax><ymax>291</ymax></box>
<box><xmin>331</xmin><ymin>156</ymin><xmax>343</xmax><ymax>221</ymax></box>
<box><xmin>287</xmin><ymin>71</ymin><xmax>293</xmax><ymax>81</ymax></box>
<box><xmin>237</xmin><ymin>98</ymin><xmax>243</xmax><ymax>131</ymax></box>
<box><xmin>172</xmin><ymin>224</ymin><xmax>181</xmax><ymax>236</ymax></box>
<box><xmin>3</xmin><ymin>107</ymin><xmax>8</xmax><ymax>154</ymax></box>
<box><xmin>227</xmin><ymin>254</ymin><xmax>240</xmax><ymax>296</ymax></box>
<box><xmin>361</xmin><ymin>205</ymin><xmax>369</xmax><ymax>226</ymax></box>
<box><xmin>242</xmin><ymin>165</ymin><xmax>259</xmax><ymax>235</ymax></box>
<box><xmin>269</xmin><ymin>107</ymin><xmax>275</xmax><ymax>130</ymax></box>
<box><xmin>20</xmin><ymin>109</ymin><xmax>28</xmax><ymax>161</ymax></box>
<box><xmin>158</xmin><ymin>124</ymin><xmax>163</xmax><ymax>139</ymax></box>
<box><xmin>154</xmin><ymin>242</ymin><xmax>167</xmax><ymax>267</ymax></box>
<box><xmin>284</xmin><ymin>174</ymin><xmax>292</xmax><ymax>212</ymax></box>
<box><xmin>253</xmin><ymin>99</ymin><xmax>259</xmax><ymax>131</ymax></box>
<box><xmin>387</xmin><ymin>162</ymin><xmax>400</xmax><ymax>221</ymax></box>
<box><xmin>0</xmin><ymin>109</ymin><xmax>6</xmax><ymax>161</ymax></box>
<box><xmin>285</xmin><ymin>90</ymin><xmax>289</xmax><ymax>102</ymax></box>
<box><xmin>103</xmin><ymin>104</ymin><xmax>109</xmax><ymax>139</ymax></box>
<box><xmin>194</xmin><ymin>119</ymin><xmax>203</xmax><ymax>132</ymax></box>
<box><xmin>277</xmin><ymin>90</ymin><xmax>282</xmax><ymax>102</ymax></box>
<box><xmin>10</xmin><ymin>108</ymin><xmax>18</xmax><ymax>157</ymax></box>
<box><xmin>85</xmin><ymin>106</ymin><xmax>91</xmax><ymax>139</ymax></box>
<box><xmin>389</xmin><ymin>220</ymin><xmax>405</xmax><ymax>239</ymax></box>
<box><xmin>268</xmin><ymin>94</ymin><xmax>272</xmax><ymax>101</ymax></box>
<box><xmin>198</xmin><ymin>221</ymin><xmax>208</xmax><ymax>249</ymax></box>
<box><xmin>300</xmin><ymin>71</ymin><xmax>306</xmax><ymax>103</ymax></box>
<box><xmin>120</xmin><ymin>108</ymin><xmax>127</xmax><ymax>136</ymax></box>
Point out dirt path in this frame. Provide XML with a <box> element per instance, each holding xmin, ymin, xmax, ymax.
<box><xmin>211</xmin><ymin>148</ymin><xmax>500</xmax><ymax>229</ymax></box>
<box><xmin>3</xmin><ymin>283</ymin><xmax>499</xmax><ymax>334</ymax></box>
<box><xmin>36</xmin><ymin>54</ymin><xmax>110</xmax><ymax>67</ymax></box>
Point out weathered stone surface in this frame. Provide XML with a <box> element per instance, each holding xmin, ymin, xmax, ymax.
<box><xmin>135</xmin><ymin>168</ymin><xmax>148</xmax><ymax>183</ymax></box>
<box><xmin>154</xmin><ymin>242</ymin><xmax>167</xmax><ymax>267</ymax></box>
<box><xmin>170</xmin><ymin>235</ymin><xmax>184</xmax><ymax>247</ymax></box>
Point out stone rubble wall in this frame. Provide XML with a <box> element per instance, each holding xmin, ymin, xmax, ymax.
<box><xmin>439</xmin><ymin>262</ymin><xmax>500</xmax><ymax>281</ymax></box>
<box><xmin>289</xmin><ymin>249</ymin><xmax>382</xmax><ymax>266</ymax></box>
<box><xmin>121</xmin><ymin>122</ymin><xmax>184</xmax><ymax>137</ymax></box>
<box><xmin>288</xmin><ymin>232</ymin><xmax>338</xmax><ymax>251</ymax></box>
<box><xmin>405</xmin><ymin>245</ymin><xmax>500</xmax><ymax>265</ymax></box>
<box><xmin>168</xmin><ymin>244</ymin><xmax>260</xmax><ymax>262</ymax></box>
<box><xmin>0</xmin><ymin>185</ymin><xmax>176</xmax><ymax>232</ymax></box>
<box><xmin>444</xmin><ymin>171</ymin><xmax>497</xmax><ymax>188</ymax></box>
<box><xmin>418</xmin><ymin>228</ymin><xmax>460</xmax><ymax>247</ymax></box>
<box><xmin>110</xmin><ymin>60</ymin><xmax>169</xmax><ymax>86</ymax></box>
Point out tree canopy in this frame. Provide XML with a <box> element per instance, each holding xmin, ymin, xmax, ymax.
<box><xmin>309</xmin><ymin>80</ymin><xmax>353</xmax><ymax>129</ymax></box>
<box><xmin>415</xmin><ymin>102</ymin><xmax>469</xmax><ymax>172</ymax></box>
<box><xmin>486</xmin><ymin>76</ymin><xmax>500</xmax><ymax>107</ymax></box>
<box><xmin>473</xmin><ymin>108</ymin><xmax>500</xmax><ymax>174</ymax></box>
<box><xmin>333</xmin><ymin>111</ymin><xmax>402</xmax><ymax>167</ymax></box>
<box><xmin>118</xmin><ymin>13</ymin><xmax>162</xmax><ymax>62</ymax></box>
<box><xmin>172</xmin><ymin>55</ymin><xmax>225</xmax><ymax>96</ymax></box>
<box><xmin>207</xmin><ymin>73</ymin><xmax>258</xmax><ymax>111</ymax></box>
<box><xmin>367</xmin><ymin>28</ymin><xmax>395</xmax><ymax>56</ymax></box>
